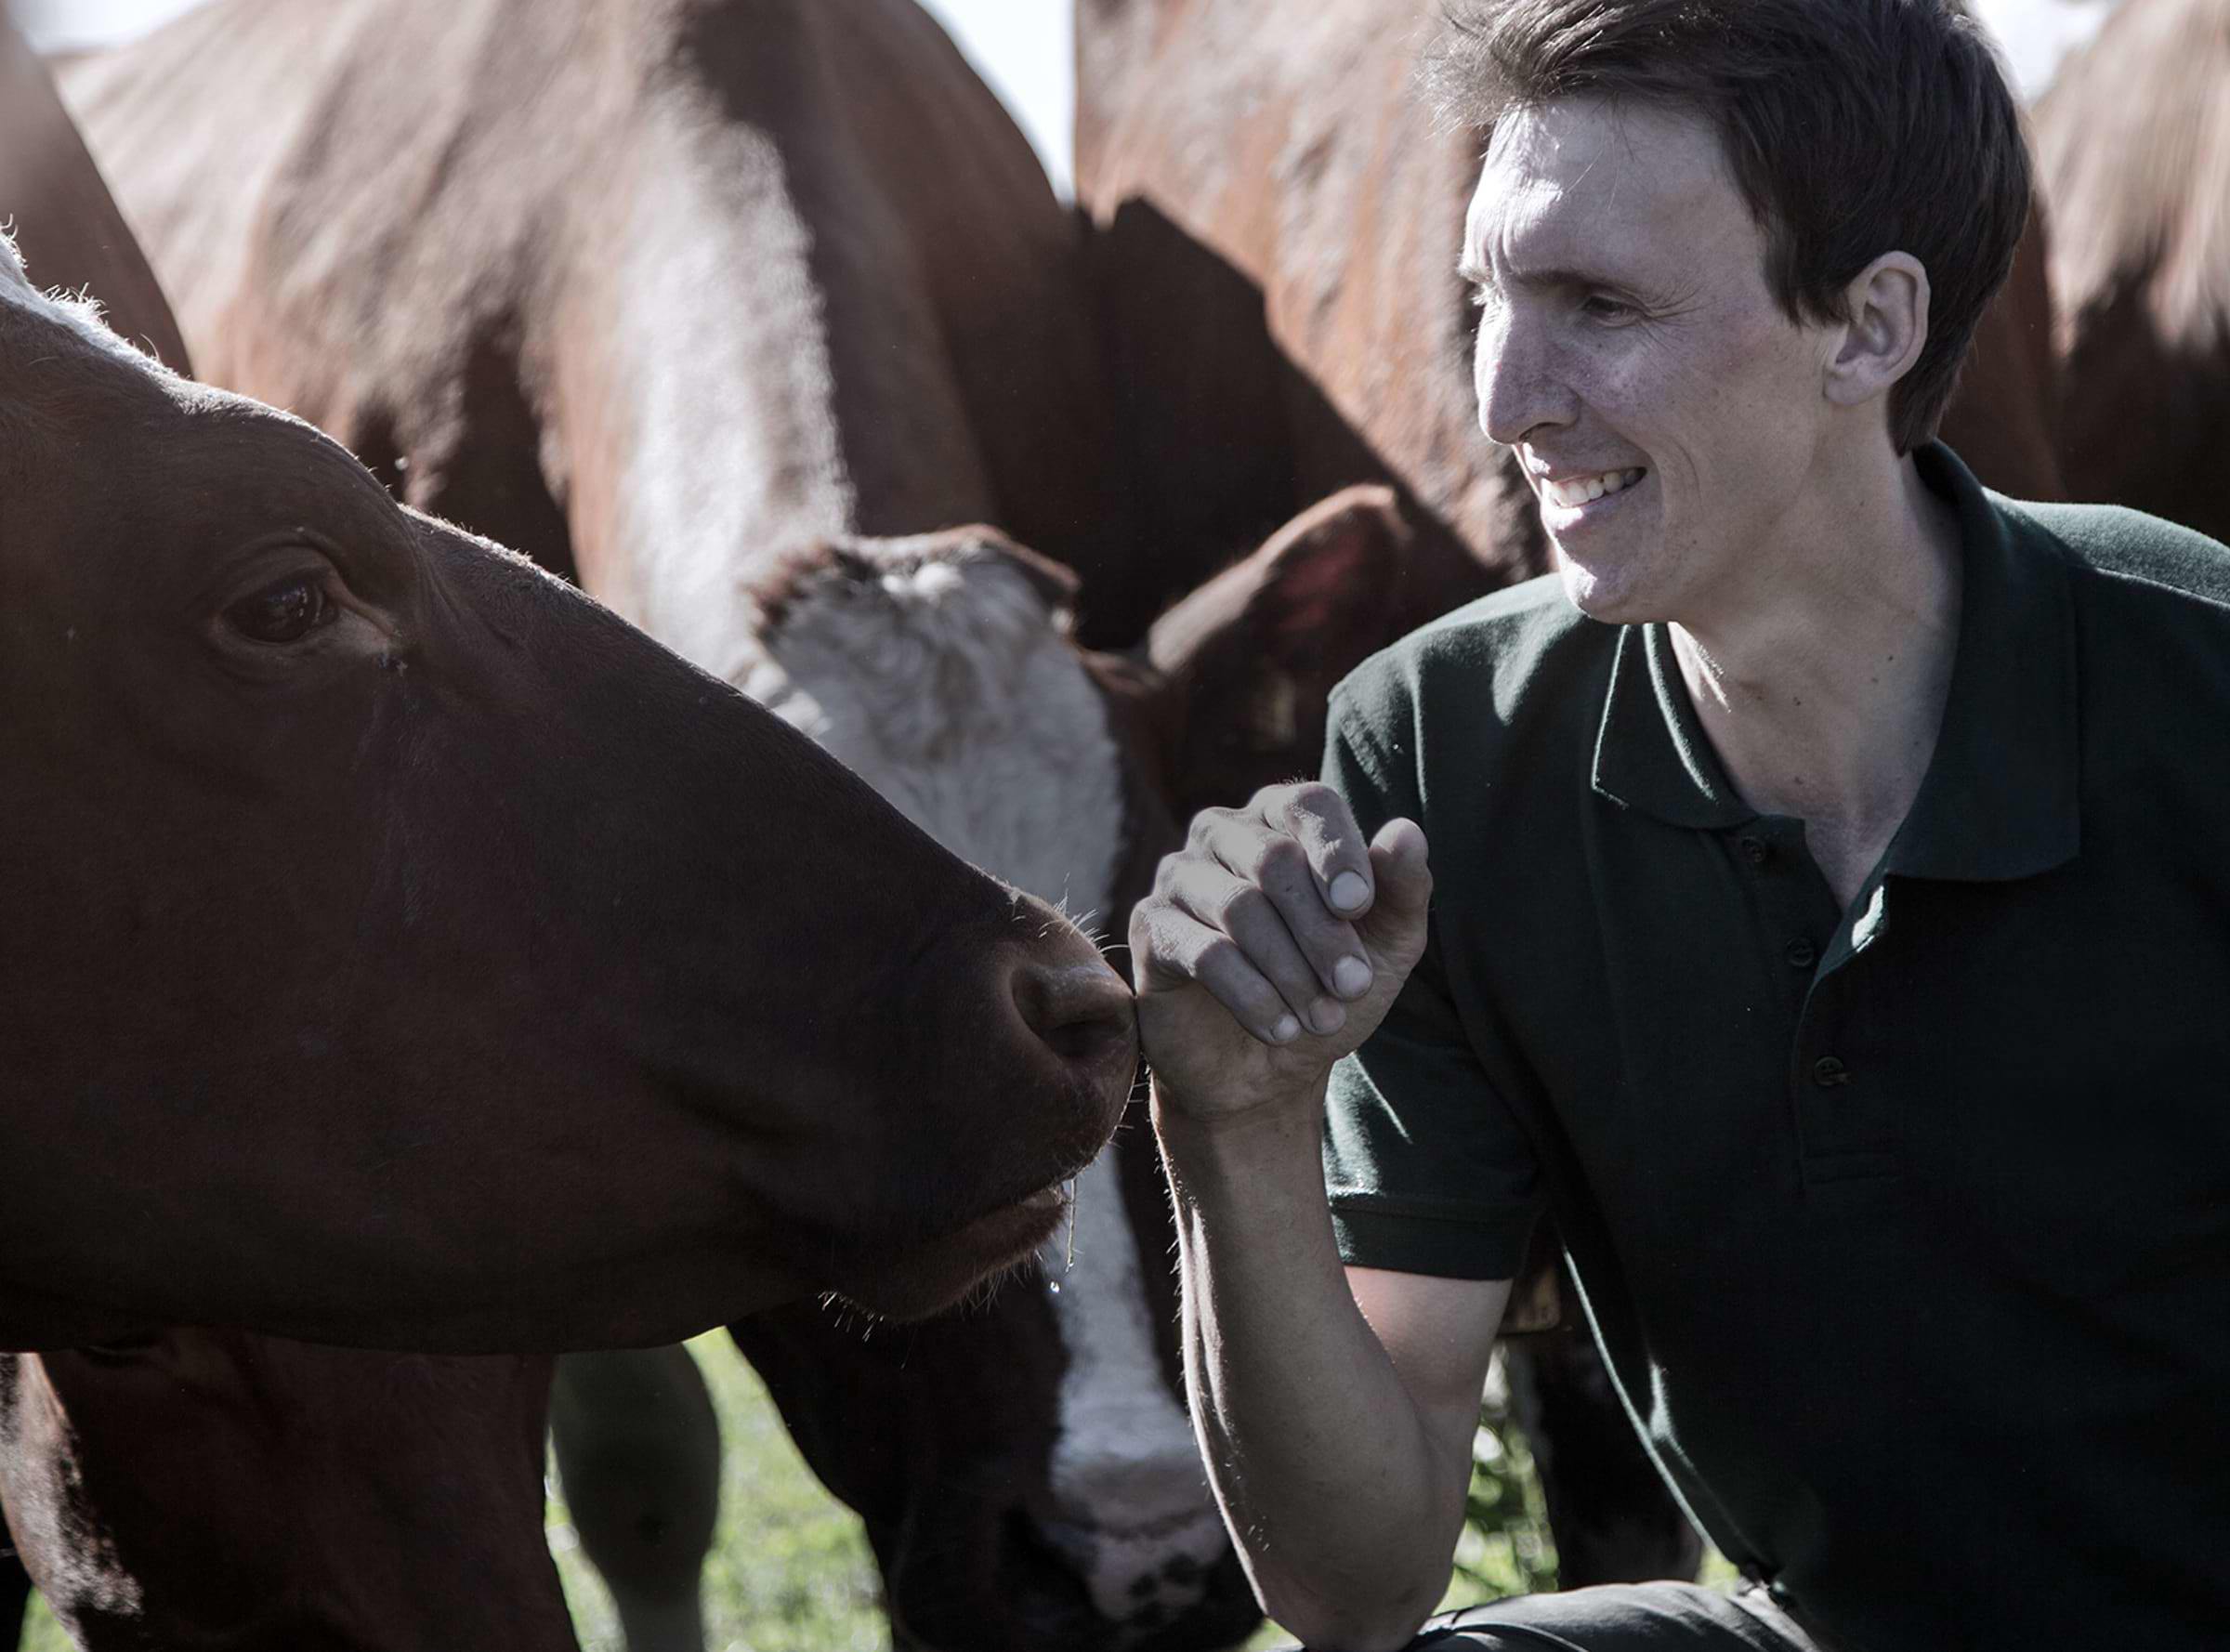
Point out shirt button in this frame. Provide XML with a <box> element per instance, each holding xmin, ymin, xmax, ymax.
<box><xmin>1738</xmin><ymin>834</ymin><xmax>1769</xmax><ymax>867</ymax></box>
<box><xmin>1812</xmin><ymin>1055</ymin><xmax>1851</xmax><ymax>1088</ymax></box>
<box><xmin>1785</xmin><ymin>938</ymin><xmax>1817</xmax><ymax>969</ymax></box>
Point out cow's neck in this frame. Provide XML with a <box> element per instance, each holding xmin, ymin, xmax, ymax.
<box><xmin>573</xmin><ymin>92</ymin><xmax>996</xmax><ymax>690</ymax></box>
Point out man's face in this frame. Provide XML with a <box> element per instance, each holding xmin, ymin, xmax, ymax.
<box><xmin>1463</xmin><ymin>98</ymin><xmax>1840</xmax><ymax>624</ymax></box>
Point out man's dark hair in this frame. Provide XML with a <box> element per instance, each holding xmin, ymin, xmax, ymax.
<box><xmin>1429</xmin><ymin>0</ymin><xmax>2032</xmax><ymax>454</ymax></box>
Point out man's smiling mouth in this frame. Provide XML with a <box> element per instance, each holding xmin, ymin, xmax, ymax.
<box><xmin>1541</xmin><ymin>467</ymin><xmax>1647</xmax><ymax>509</ymax></box>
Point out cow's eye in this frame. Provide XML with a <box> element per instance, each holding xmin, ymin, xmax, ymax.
<box><xmin>226</xmin><ymin>574</ymin><xmax>334</xmax><ymax>645</ymax></box>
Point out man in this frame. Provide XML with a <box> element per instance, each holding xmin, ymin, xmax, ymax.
<box><xmin>1130</xmin><ymin>3</ymin><xmax>2230</xmax><ymax>1649</ymax></box>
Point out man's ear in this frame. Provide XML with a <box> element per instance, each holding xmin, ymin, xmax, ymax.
<box><xmin>1825</xmin><ymin>251</ymin><xmax>1931</xmax><ymax>412</ymax></box>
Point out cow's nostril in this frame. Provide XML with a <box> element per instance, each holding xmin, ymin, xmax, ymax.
<box><xmin>1013</xmin><ymin>961</ymin><xmax>1138</xmax><ymax>1073</ymax></box>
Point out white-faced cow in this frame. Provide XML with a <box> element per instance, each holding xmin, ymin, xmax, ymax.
<box><xmin>2034</xmin><ymin>0</ymin><xmax>2230</xmax><ymax>542</ymax></box>
<box><xmin>1073</xmin><ymin>0</ymin><xmax>2067</xmax><ymax>1589</ymax></box>
<box><xmin>29</xmin><ymin>2</ymin><xmax>1423</xmax><ymax>1646</ymax></box>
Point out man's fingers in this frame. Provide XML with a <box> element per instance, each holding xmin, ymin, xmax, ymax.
<box><xmin>1170</xmin><ymin>865</ymin><xmax>1349</xmax><ymax>1037</ymax></box>
<box><xmin>1191</xmin><ymin>806</ymin><xmax>1372</xmax><ymax>1003</ymax></box>
<box><xmin>1355</xmin><ymin>817</ymin><xmax>1433</xmax><ymax>959</ymax></box>
<box><xmin>1263</xmin><ymin>781</ymin><xmax>1379</xmax><ymax>921</ymax></box>
<box><xmin>1132</xmin><ymin>902</ymin><xmax>1309</xmax><ymax>1046</ymax></box>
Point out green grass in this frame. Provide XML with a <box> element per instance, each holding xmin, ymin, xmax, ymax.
<box><xmin>21</xmin><ymin>1336</ymin><xmax>1718</xmax><ymax>1652</ymax></box>
<box><xmin>549</xmin><ymin>1332</ymin><xmax>889</xmax><ymax>1652</ymax></box>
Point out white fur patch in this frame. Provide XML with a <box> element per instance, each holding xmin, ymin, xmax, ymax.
<box><xmin>1035</xmin><ymin>1150</ymin><xmax>1226</xmax><ymax>1630</ymax></box>
<box><xmin>760</xmin><ymin>536</ymin><xmax>1127</xmax><ymax>924</ymax></box>
<box><xmin>760</xmin><ymin>535</ymin><xmax>1218</xmax><ymax>1627</ymax></box>
<box><xmin>608</xmin><ymin>111</ymin><xmax>854</xmax><ymax>685</ymax></box>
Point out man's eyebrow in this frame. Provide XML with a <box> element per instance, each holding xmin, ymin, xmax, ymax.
<box><xmin>1456</xmin><ymin>255</ymin><xmax>1633</xmax><ymax>295</ymax></box>
<box><xmin>1512</xmin><ymin>264</ymin><xmax>1630</xmax><ymax>292</ymax></box>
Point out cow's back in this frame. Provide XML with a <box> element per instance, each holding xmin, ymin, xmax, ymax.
<box><xmin>0</xmin><ymin>17</ymin><xmax>189</xmax><ymax>373</ymax></box>
<box><xmin>61</xmin><ymin>0</ymin><xmax>1140</xmax><ymax>640</ymax></box>
<box><xmin>2035</xmin><ymin>0</ymin><xmax>2230</xmax><ymax>540</ymax></box>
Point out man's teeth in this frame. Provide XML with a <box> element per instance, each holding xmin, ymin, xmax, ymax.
<box><xmin>1542</xmin><ymin>468</ymin><xmax>1646</xmax><ymax>509</ymax></box>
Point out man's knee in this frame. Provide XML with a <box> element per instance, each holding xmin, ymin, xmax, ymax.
<box><xmin>1276</xmin><ymin>1582</ymin><xmax>1813</xmax><ymax>1651</ymax></box>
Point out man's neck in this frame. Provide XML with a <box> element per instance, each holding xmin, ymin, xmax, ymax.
<box><xmin>1671</xmin><ymin>452</ymin><xmax>1964</xmax><ymax>906</ymax></box>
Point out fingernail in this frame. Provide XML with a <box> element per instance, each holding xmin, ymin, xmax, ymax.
<box><xmin>1333</xmin><ymin>955</ymin><xmax>1373</xmax><ymax>997</ymax></box>
<box><xmin>1310</xmin><ymin>998</ymin><xmax>1346</xmax><ymax>1035</ymax></box>
<box><xmin>1329</xmin><ymin>872</ymin><xmax>1371</xmax><ymax>911</ymax></box>
<box><xmin>1270</xmin><ymin>1014</ymin><xmax>1301</xmax><ymax>1044</ymax></box>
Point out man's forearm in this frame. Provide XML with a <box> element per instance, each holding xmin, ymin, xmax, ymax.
<box><xmin>1157</xmin><ymin>1082</ymin><xmax>1469</xmax><ymax>1652</ymax></box>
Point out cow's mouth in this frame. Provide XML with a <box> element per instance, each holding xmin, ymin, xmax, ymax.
<box><xmin>829</xmin><ymin>1177</ymin><xmax>1076</xmax><ymax>1322</ymax></box>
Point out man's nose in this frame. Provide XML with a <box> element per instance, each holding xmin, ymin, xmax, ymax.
<box><xmin>1474</xmin><ymin>305</ymin><xmax>1576</xmax><ymax>448</ymax></box>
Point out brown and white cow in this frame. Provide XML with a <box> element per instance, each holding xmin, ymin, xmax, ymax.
<box><xmin>35</xmin><ymin>2</ymin><xmax>1406</xmax><ymax>1645</ymax></box>
<box><xmin>2034</xmin><ymin>0</ymin><xmax>2230</xmax><ymax>542</ymax></box>
<box><xmin>1074</xmin><ymin>0</ymin><xmax>2065</xmax><ymax>1590</ymax></box>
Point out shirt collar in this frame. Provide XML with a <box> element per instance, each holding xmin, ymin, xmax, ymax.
<box><xmin>1591</xmin><ymin>443</ymin><xmax>2081</xmax><ymax>882</ymax></box>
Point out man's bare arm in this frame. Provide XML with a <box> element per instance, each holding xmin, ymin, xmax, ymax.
<box><xmin>1135</xmin><ymin>783</ymin><xmax>1506</xmax><ymax>1649</ymax></box>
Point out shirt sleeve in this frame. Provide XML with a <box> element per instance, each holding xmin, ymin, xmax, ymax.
<box><xmin>1319</xmin><ymin>699</ymin><xmax>1547</xmax><ymax>1280</ymax></box>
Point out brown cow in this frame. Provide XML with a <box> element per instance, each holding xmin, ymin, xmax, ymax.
<box><xmin>1</xmin><ymin>489</ymin><xmax>1415</xmax><ymax>1652</ymax></box>
<box><xmin>0</xmin><ymin>180</ymin><xmax>1141</xmax><ymax>1652</ymax></box>
<box><xmin>2035</xmin><ymin>0</ymin><xmax>2230</xmax><ymax>541</ymax></box>
<box><xmin>1074</xmin><ymin>0</ymin><xmax>2062</xmax><ymax>1592</ymax></box>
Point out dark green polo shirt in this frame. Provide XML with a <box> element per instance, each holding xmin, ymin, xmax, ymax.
<box><xmin>1321</xmin><ymin>446</ymin><xmax>2230</xmax><ymax>1651</ymax></box>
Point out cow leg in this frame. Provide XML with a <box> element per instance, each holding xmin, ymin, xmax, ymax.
<box><xmin>549</xmin><ymin>1345</ymin><xmax>721</xmax><ymax>1652</ymax></box>
<box><xmin>1503</xmin><ymin>1323</ymin><xmax>1703</xmax><ymax>1587</ymax></box>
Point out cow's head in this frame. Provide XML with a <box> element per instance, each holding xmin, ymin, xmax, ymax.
<box><xmin>0</xmin><ymin>240</ymin><xmax>1135</xmax><ymax>1353</ymax></box>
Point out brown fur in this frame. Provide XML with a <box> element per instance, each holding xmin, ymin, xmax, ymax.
<box><xmin>2036</xmin><ymin>0</ymin><xmax>2230</xmax><ymax>539</ymax></box>
<box><xmin>0</xmin><ymin>20</ymin><xmax>189</xmax><ymax>374</ymax></box>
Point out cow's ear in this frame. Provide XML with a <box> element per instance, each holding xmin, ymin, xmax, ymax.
<box><xmin>1148</xmin><ymin>484</ymin><xmax>1408</xmax><ymax>682</ymax></box>
<box><xmin>957</xmin><ymin>525</ymin><xmax>1083</xmax><ymax>617</ymax></box>
<box><xmin>1142</xmin><ymin>486</ymin><xmax>1410</xmax><ymax>816</ymax></box>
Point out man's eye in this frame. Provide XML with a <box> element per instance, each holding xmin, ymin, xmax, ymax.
<box><xmin>1581</xmin><ymin>294</ymin><xmax>1639</xmax><ymax>323</ymax></box>
<box><xmin>226</xmin><ymin>576</ymin><xmax>334</xmax><ymax>645</ymax></box>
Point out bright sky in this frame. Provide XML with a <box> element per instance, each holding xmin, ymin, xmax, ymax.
<box><xmin>14</xmin><ymin>0</ymin><xmax>2118</xmax><ymax>201</ymax></box>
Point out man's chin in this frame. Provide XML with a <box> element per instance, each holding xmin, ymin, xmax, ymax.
<box><xmin>1552</xmin><ymin>547</ymin><xmax>1633</xmax><ymax>622</ymax></box>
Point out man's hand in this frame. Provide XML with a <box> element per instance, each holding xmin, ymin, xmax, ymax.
<box><xmin>1129</xmin><ymin>781</ymin><xmax>1433</xmax><ymax>1125</ymax></box>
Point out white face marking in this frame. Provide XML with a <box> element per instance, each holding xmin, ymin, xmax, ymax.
<box><xmin>1036</xmin><ymin>1150</ymin><xmax>1226</xmax><ymax>1632</ymax></box>
<box><xmin>760</xmin><ymin>535</ymin><xmax>1223</xmax><ymax>1629</ymax></box>
<box><xmin>762</xmin><ymin>538</ymin><xmax>1127</xmax><ymax>926</ymax></box>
